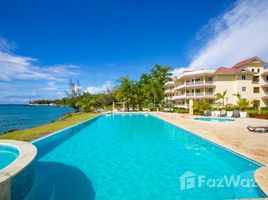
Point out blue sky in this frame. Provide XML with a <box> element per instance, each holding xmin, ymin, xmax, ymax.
<box><xmin>1</xmin><ymin>0</ymin><xmax>268</xmax><ymax>103</ymax></box>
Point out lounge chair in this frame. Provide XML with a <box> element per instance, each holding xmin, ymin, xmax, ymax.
<box><xmin>218</xmin><ymin>110</ymin><xmax>227</xmax><ymax>117</ymax></box>
<box><xmin>203</xmin><ymin>110</ymin><xmax>212</xmax><ymax>116</ymax></box>
<box><xmin>231</xmin><ymin>110</ymin><xmax>240</xmax><ymax>118</ymax></box>
<box><xmin>247</xmin><ymin>126</ymin><xmax>268</xmax><ymax>133</ymax></box>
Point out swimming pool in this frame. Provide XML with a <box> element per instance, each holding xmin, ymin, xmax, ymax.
<box><xmin>25</xmin><ymin>114</ymin><xmax>264</xmax><ymax>199</ymax></box>
<box><xmin>194</xmin><ymin>117</ymin><xmax>235</xmax><ymax>122</ymax></box>
<box><xmin>0</xmin><ymin>145</ymin><xmax>19</xmax><ymax>170</ymax></box>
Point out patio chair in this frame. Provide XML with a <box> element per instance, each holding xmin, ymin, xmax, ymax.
<box><xmin>218</xmin><ymin>110</ymin><xmax>227</xmax><ymax>117</ymax></box>
<box><xmin>247</xmin><ymin>126</ymin><xmax>268</xmax><ymax>133</ymax></box>
<box><xmin>231</xmin><ymin>110</ymin><xmax>240</xmax><ymax>118</ymax></box>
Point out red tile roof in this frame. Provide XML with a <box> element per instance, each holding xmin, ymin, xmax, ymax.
<box><xmin>231</xmin><ymin>56</ymin><xmax>264</xmax><ymax>69</ymax></box>
<box><xmin>215</xmin><ymin>56</ymin><xmax>265</xmax><ymax>74</ymax></box>
<box><xmin>215</xmin><ymin>67</ymin><xmax>238</xmax><ymax>74</ymax></box>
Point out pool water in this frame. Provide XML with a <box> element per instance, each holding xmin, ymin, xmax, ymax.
<box><xmin>194</xmin><ymin>117</ymin><xmax>235</xmax><ymax>122</ymax></box>
<box><xmin>0</xmin><ymin>145</ymin><xmax>19</xmax><ymax>170</ymax></box>
<box><xmin>26</xmin><ymin>114</ymin><xmax>264</xmax><ymax>199</ymax></box>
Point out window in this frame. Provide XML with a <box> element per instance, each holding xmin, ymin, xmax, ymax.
<box><xmin>253</xmin><ymin>76</ymin><xmax>259</xmax><ymax>83</ymax></box>
<box><xmin>242</xmin><ymin>75</ymin><xmax>246</xmax><ymax>80</ymax></box>
<box><xmin>207</xmin><ymin>77</ymin><xmax>213</xmax><ymax>81</ymax></box>
<box><xmin>253</xmin><ymin>87</ymin><xmax>260</xmax><ymax>93</ymax></box>
<box><xmin>242</xmin><ymin>87</ymin><xmax>246</xmax><ymax>92</ymax></box>
<box><xmin>257</xmin><ymin>69</ymin><xmax>260</xmax><ymax>73</ymax></box>
<box><xmin>252</xmin><ymin>68</ymin><xmax>254</xmax><ymax>72</ymax></box>
<box><xmin>266</xmin><ymin>76</ymin><xmax>268</xmax><ymax>81</ymax></box>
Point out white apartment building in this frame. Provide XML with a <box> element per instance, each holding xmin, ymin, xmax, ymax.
<box><xmin>165</xmin><ymin>56</ymin><xmax>268</xmax><ymax>108</ymax></box>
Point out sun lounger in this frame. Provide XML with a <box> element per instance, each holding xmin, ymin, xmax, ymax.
<box><xmin>247</xmin><ymin>126</ymin><xmax>268</xmax><ymax>133</ymax></box>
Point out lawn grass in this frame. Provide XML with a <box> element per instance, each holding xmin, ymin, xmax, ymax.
<box><xmin>0</xmin><ymin>112</ymin><xmax>99</xmax><ymax>142</ymax></box>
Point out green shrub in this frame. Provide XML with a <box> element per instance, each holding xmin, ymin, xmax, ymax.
<box><xmin>173</xmin><ymin>107</ymin><xmax>189</xmax><ymax>113</ymax></box>
<box><xmin>193</xmin><ymin>100</ymin><xmax>211</xmax><ymax>115</ymax></box>
<box><xmin>248</xmin><ymin>113</ymin><xmax>268</xmax><ymax>119</ymax></box>
<box><xmin>224</xmin><ymin>104</ymin><xmax>237</xmax><ymax>111</ymax></box>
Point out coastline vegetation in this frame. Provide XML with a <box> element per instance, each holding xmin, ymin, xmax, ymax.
<box><xmin>30</xmin><ymin>64</ymin><xmax>173</xmax><ymax>112</ymax></box>
<box><xmin>0</xmin><ymin>112</ymin><xmax>98</xmax><ymax>141</ymax></box>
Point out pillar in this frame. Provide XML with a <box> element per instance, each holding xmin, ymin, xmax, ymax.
<box><xmin>189</xmin><ymin>99</ymin><xmax>194</xmax><ymax>115</ymax></box>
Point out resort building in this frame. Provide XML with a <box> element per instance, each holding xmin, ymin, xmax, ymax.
<box><xmin>165</xmin><ymin>56</ymin><xmax>268</xmax><ymax>108</ymax></box>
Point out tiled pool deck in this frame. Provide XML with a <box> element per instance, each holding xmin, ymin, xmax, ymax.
<box><xmin>152</xmin><ymin>112</ymin><xmax>268</xmax><ymax>197</ymax></box>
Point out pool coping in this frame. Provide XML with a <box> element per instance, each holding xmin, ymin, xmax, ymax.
<box><xmin>0</xmin><ymin>140</ymin><xmax>37</xmax><ymax>199</ymax></box>
<box><xmin>27</xmin><ymin>112</ymin><xmax>268</xmax><ymax>198</ymax></box>
<box><xmin>151</xmin><ymin>112</ymin><xmax>268</xmax><ymax>198</ymax></box>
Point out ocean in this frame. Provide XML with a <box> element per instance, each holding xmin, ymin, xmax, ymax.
<box><xmin>0</xmin><ymin>105</ymin><xmax>73</xmax><ymax>134</ymax></box>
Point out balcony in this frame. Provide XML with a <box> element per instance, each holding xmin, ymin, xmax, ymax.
<box><xmin>173</xmin><ymin>80</ymin><xmax>215</xmax><ymax>91</ymax></box>
<box><xmin>165</xmin><ymin>81</ymin><xmax>175</xmax><ymax>86</ymax></box>
<box><xmin>261</xmin><ymin>81</ymin><xmax>268</xmax><ymax>87</ymax></box>
<box><xmin>171</xmin><ymin>92</ymin><xmax>215</xmax><ymax>100</ymax></box>
<box><xmin>186</xmin><ymin>82</ymin><xmax>194</xmax><ymax>86</ymax></box>
<box><xmin>165</xmin><ymin>89</ymin><xmax>174</xmax><ymax>94</ymax></box>
<box><xmin>205</xmin><ymin>92</ymin><xmax>214</xmax><ymax>96</ymax></box>
<box><xmin>186</xmin><ymin>93</ymin><xmax>194</xmax><ymax>97</ymax></box>
<box><xmin>262</xmin><ymin>92</ymin><xmax>268</xmax><ymax>99</ymax></box>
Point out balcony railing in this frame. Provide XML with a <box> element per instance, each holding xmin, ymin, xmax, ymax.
<box><xmin>205</xmin><ymin>92</ymin><xmax>214</xmax><ymax>96</ymax></box>
<box><xmin>205</xmin><ymin>81</ymin><xmax>213</xmax><ymax>84</ymax></box>
<box><xmin>195</xmin><ymin>81</ymin><xmax>204</xmax><ymax>85</ymax></box>
<box><xmin>186</xmin><ymin>93</ymin><xmax>194</xmax><ymax>96</ymax></box>
<box><xmin>195</xmin><ymin>93</ymin><xmax>204</xmax><ymax>96</ymax></box>
<box><xmin>186</xmin><ymin>82</ymin><xmax>194</xmax><ymax>86</ymax></box>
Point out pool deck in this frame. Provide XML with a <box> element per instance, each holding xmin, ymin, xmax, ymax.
<box><xmin>152</xmin><ymin>112</ymin><xmax>268</xmax><ymax>197</ymax></box>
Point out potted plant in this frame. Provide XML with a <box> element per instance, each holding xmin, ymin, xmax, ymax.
<box><xmin>225</xmin><ymin>104</ymin><xmax>235</xmax><ymax>117</ymax></box>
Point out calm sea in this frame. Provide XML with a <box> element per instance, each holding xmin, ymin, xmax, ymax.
<box><xmin>0</xmin><ymin>104</ymin><xmax>73</xmax><ymax>134</ymax></box>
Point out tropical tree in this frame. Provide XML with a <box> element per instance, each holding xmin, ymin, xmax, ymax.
<box><xmin>237</xmin><ymin>98</ymin><xmax>250</xmax><ymax>111</ymax></box>
<box><xmin>65</xmin><ymin>79</ymin><xmax>83</xmax><ymax>98</ymax></box>
<box><xmin>116</xmin><ymin>76</ymin><xmax>135</xmax><ymax>110</ymax></box>
<box><xmin>193</xmin><ymin>100</ymin><xmax>211</xmax><ymax>115</ymax></box>
<box><xmin>150</xmin><ymin>64</ymin><xmax>172</xmax><ymax>85</ymax></box>
<box><xmin>76</xmin><ymin>94</ymin><xmax>97</xmax><ymax>112</ymax></box>
<box><xmin>215</xmin><ymin>90</ymin><xmax>227</xmax><ymax>106</ymax></box>
<box><xmin>144</xmin><ymin>78</ymin><xmax>163</xmax><ymax>108</ymax></box>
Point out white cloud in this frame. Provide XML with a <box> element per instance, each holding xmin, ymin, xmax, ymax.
<box><xmin>86</xmin><ymin>81</ymin><xmax>113</xmax><ymax>94</ymax></box>
<box><xmin>189</xmin><ymin>0</ymin><xmax>268</xmax><ymax>68</ymax></box>
<box><xmin>171</xmin><ymin>0</ymin><xmax>268</xmax><ymax>76</ymax></box>
<box><xmin>0</xmin><ymin>37</ymin><xmax>16</xmax><ymax>52</ymax></box>
<box><xmin>0</xmin><ymin>37</ymin><xmax>78</xmax><ymax>81</ymax></box>
<box><xmin>43</xmin><ymin>82</ymin><xmax>58</xmax><ymax>91</ymax></box>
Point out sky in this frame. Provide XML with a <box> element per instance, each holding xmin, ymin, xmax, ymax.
<box><xmin>0</xmin><ymin>0</ymin><xmax>268</xmax><ymax>103</ymax></box>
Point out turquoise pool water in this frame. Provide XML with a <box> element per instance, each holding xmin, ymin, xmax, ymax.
<box><xmin>0</xmin><ymin>145</ymin><xmax>19</xmax><ymax>170</ymax></box>
<box><xmin>26</xmin><ymin>114</ymin><xmax>264</xmax><ymax>199</ymax></box>
<box><xmin>194</xmin><ymin>117</ymin><xmax>235</xmax><ymax>122</ymax></box>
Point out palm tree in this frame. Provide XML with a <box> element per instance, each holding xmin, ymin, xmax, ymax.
<box><xmin>116</xmin><ymin>76</ymin><xmax>134</xmax><ymax>110</ymax></box>
<box><xmin>237</xmin><ymin>98</ymin><xmax>250</xmax><ymax>111</ymax></box>
<box><xmin>144</xmin><ymin>78</ymin><xmax>162</xmax><ymax>108</ymax></box>
<box><xmin>215</xmin><ymin>90</ymin><xmax>227</xmax><ymax>106</ymax></box>
<box><xmin>233</xmin><ymin>92</ymin><xmax>241</xmax><ymax>100</ymax></box>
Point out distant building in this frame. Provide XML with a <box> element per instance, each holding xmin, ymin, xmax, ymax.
<box><xmin>165</xmin><ymin>56</ymin><xmax>268</xmax><ymax>108</ymax></box>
